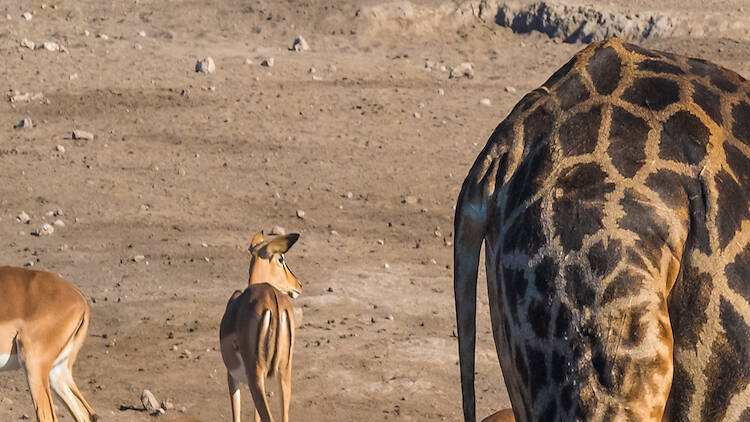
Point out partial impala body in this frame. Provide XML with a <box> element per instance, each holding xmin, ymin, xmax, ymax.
<box><xmin>0</xmin><ymin>266</ymin><xmax>97</xmax><ymax>422</ymax></box>
<box><xmin>220</xmin><ymin>232</ymin><xmax>302</xmax><ymax>422</ymax></box>
<box><xmin>482</xmin><ymin>409</ymin><xmax>515</xmax><ymax>422</ymax></box>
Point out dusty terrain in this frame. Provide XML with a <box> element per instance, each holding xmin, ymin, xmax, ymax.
<box><xmin>1</xmin><ymin>0</ymin><xmax>748</xmax><ymax>421</ymax></box>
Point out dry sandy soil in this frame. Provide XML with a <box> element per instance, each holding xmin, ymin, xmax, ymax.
<box><xmin>1</xmin><ymin>0</ymin><xmax>748</xmax><ymax>421</ymax></box>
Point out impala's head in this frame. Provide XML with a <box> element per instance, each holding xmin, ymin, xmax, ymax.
<box><xmin>247</xmin><ymin>231</ymin><xmax>302</xmax><ymax>298</ymax></box>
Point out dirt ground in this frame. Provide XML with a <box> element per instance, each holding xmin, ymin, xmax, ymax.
<box><xmin>1</xmin><ymin>1</ymin><xmax>748</xmax><ymax>421</ymax></box>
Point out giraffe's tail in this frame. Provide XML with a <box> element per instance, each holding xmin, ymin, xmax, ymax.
<box><xmin>454</xmin><ymin>172</ymin><xmax>491</xmax><ymax>422</ymax></box>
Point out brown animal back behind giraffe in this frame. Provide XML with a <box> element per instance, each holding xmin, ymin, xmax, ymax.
<box><xmin>454</xmin><ymin>37</ymin><xmax>750</xmax><ymax>422</ymax></box>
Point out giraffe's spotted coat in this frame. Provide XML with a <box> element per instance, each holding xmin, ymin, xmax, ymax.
<box><xmin>454</xmin><ymin>38</ymin><xmax>750</xmax><ymax>422</ymax></box>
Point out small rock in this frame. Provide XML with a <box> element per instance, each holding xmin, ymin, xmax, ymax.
<box><xmin>14</xmin><ymin>118</ymin><xmax>32</xmax><ymax>129</ymax></box>
<box><xmin>141</xmin><ymin>390</ymin><xmax>160</xmax><ymax>411</ymax></box>
<box><xmin>449</xmin><ymin>62</ymin><xmax>474</xmax><ymax>79</ymax></box>
<box><xmin>385</xmin><ymin>315</ymin><xmax>394</xmax><ymax>321</ymax></box>
<box><xmin>10</xmin><ymin>92</ymin><xmax>31</xmax><ymax>103</ymax></box>
<box><xmin>403</xmin><ymin>196</ymin><xmax>418</xmax><ymax>205</ymax></box>
<box><xmin>35</xmin><ymin>224</ymin><xmax>54</xmax><ymax>236</ymax></box>
<box><xmin>437</xmin><ymin>88</ymin><xmax>445</xmax><ymax>95</ymax></box>
<box><xmin>296</xmin><ymin>209</ymin><xmax>305</xmax><ymax>219</ymax></box>
<box><xmin>20</xmin><ymin>39</ymin><xmax>35</xmax><ymax>49</ymax></box>
<box><xmin>345</xmin><ymin>191</ymin><xmax>353</xmax><ymax>199</ymax></box>
<box><xmin>479</xmin><ymin>98</ymin><xmax>492</xmax><ymax>106</ymax></box>
<box><xmin>270</xmin><ymin>225</ymin><xmax>285</xmax><ymax>235</ymax></box>
<box><xmin>133</xmin><ymin>255</ymin><xmax>146</xmax><ymax>263</ymax></box>
<box><xmin>384</xmin><ymin>263</ymin><xmax>390</xmax><ymax>269</ymax></box>
<box><xmin>97</xmin><ymin>33</ymin><xmax>109</xmax><ymax>40</ymax></box>
<box><xmin>22</xmin><ymin>12</ymin><xmax>32</xmax><ymax>20</ymax></box>
<box><xmin>53</xmin><ymin>219</ymin><xmax>65</xmax><ymax>228</ymax></box>
<box><xmin>72</xmin><ymin>129</ymin><xmax>94</xmax><ymax>140</ymax></box>
<box><xmin>17</xmin><ymin>211</ymin><xmax>30</xmax><ymax>223</ymax></box>
<box><xmin>177</xmin><ymin>167</ymin><xmax>186</xmax><ymax>176</ymax></box>
<box><xmin>504</xmin><ymin>86</ymin><xmax>517</xmax><ymax>93</ymax></box>
<box><xmin>244</xmin><ymin>58</ymin><xmax>253</xmax><ymax>65</ymax></box>
<box><xmin>5</xmin><ymin>14</ymin><xmax>11</xmax><ymax>20</ymax></box>
<box><xmin>54</xmin><ymin>209</ymin><xmax>64</xmax><ymax>216</ymax></box>
<box><xmin>195</xmin><ymin>57</ymin><xmax>216</xmax><ymax>73</ymax></box>
<box><xmin>83</xmin><ymin>30</ymin><xmax>90</xmax><ymax>36</ymax></box>
<box><xmin>40</xmin><ymin>41</ymin><xmax>59</xmax><ymax>52</ymax></box>
<box><xmin>161</xmin><ymin>400</ymin><xmax>174</xmax><ymax>410</ymax></box>
<box><xmin>56</xmin><ymin>145</ymin><xmax>65</xmax><ymax>153</ymax></box>
<box><xmin>70</xmin><ymin>73</ymin><xmax>79</xmax><ymax>80</ymax></box>
<box><xmin>312</xmin><ymin>75</ymin><xmax>323</xmax><ymax>81</ymax></box>
<box><xmin>330</xmin><ymin>230</ymin><xmax>339</xmax><ymax>236</ymax></box>
<box><xmin>376</xmin><ymin>239</ymin><xmax>384</xmax><ymax>245</ymax></box>
<box><xmin>260</xmin><ymin>57</ymin><xmax>274</xmax><ymax>67</ymax></box>
<box><xmin>413</xmin><ymin>111</ymin><xmax>421</xmax><ymax>119</ymax></box>
<box><xmin>308</xmin><ymin>67</ymin><xmax>316</xmax><ymax>73</ymax></box>
<box><xmin>138</xmin><ymin>30</ymin><xmax>146</xmax><ymax>37</ymax></box>
<box><xmin>290</xmin><ymin>35</ymin><xmax>309</xmax><ymax>52</ymax></box>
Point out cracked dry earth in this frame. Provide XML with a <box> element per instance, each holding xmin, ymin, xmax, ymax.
<box><xmin>1</xmin><ymin>0</ymin><xmax>748</xmax><ymax>421</ymax></box>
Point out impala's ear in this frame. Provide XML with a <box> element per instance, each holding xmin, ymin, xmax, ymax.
<box><xmin>248</xmin><ymin>231</ymin><xmax>265</xmax><ymax>256</ymax></box>
<box><xmin>256</xmin><ymin>233</ymin><xmax>300</xmax><ymax>258</ymax></box>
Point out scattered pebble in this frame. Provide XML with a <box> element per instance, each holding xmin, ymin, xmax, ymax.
<box><xmin>133</xmin><ymin>255</ymin><xmax>146</xmax><ymax>263</ymax></box>
<box><xmin>17</xmin><ymin>211</ymin><xmax>30</xmax><ymax>223</ymax></box>
<box><xmin>70</xmin><ymin>73</ymin><xmax>79</xmax><ymax>80</ymax></box>
<box><xmin>384</xmin><ymin>263</ymin><xmax>390</xmax><ymax>269</ymax></box>
<box><xmin>403</xmin><ymin>196</ymin><xmax>418</xmax><ymax>205</ymax></box>
<box><xmin>270</xmin><ymin>225</ymin><xmax>286</xmax><ymax>235</ymax></box>
<box><xmin>437</xmin><ymin>88</ymin><xmax>445</xmax><ymax>95</ymax></box>
<box><xmin>260</xmin><ymin>57</ymin><xmax>274</xmax><ymax>67</ymax></box>
<box><xmin>20</xmin><ymin>39</ymin><xmax>35</xmax><ymax>49</ymax></box>
<box><xmin>40</xmin><ymin>41</ymin><xmax>60</xmax><ymax>52</ymax></box>
<box><xmin>34</xmin><ymin>224</ymin><xmax>54</xmax><ymax>236</ymax></box>
<box><xmin>449</xmin><ymin>62</ymin><xmax>474</xmax><ymax>79</ymax></box>
<box><xmin>14</xmin><ymin>118</ymin><xmax>32</xmax><ymax>129</ymax></box>
<box><xmin>138</xmin><ymin>30</ymin><xmax>146</xmax><ymax>37</ymax></box>
<box><xmin>413</xmin><ymin>111</ymin><xmax>421</xmax><ymax>119</ymax></box>
<box><xmin>195</xmin><ymin>57</ymin><xmax>216</xmax><ymax>73</ymax></box>
<box><xmin>376</xmin><ymin>239</ymin><xmax>384</xmax><ymax>245</ymax></box>
<box><xmin>308</xmin><ymin>67</ymin><xmax>316</xmax><ymax>73</ymax></box>
<box><xmin>479</xmin><ymin>98</ymin><xmax>492</xmax><ymax>106</ymax></box>
<box><xmin>141</xmin><ymin>390</ymin><xmax>160</xmax><ymax>412</ymax></box>
<box><xmin>97</xmin><ymin>33</ymin><xmax>109</xmax><ymax>40</ymax></box>
<box><xmin>72</xmin><ymin>129</ymin><xmax>94</xmax><ymax>140</ymax></box>
<box><xmin>83</xmin><ymin>30</ymin><xmax>90</xmax><ymax>37</ymax></box>
<box><xmin>505</xmin><ymin>86</ymin><xmax>517</xmax><ymax>93</ymax></box>
<box><xmin>385</xmin><ymin>315</ymin><xmax>394</xmax><ymax>321</ymax></box>
<box><xmin>345</xmin><ymin>191</ymin><xmax>353</xmax><ymax>199</ymax></box>
<box><xmin>244</xmin><ymin>58</ymin><xmax>253</xmax><ymax>65</ymax></box>
<box><xmin>53</xmin><ymin>219</ymin><xmax>65</xmax><ymax>228</ymax></box>
<box><xmin>296</xmin><ymin>209</ymin><xmax>305</xmax><ymax>219</ymax></box>
<box><xmin>22</xmin><ymin>12</ymin><xmax>32</xmax><ymax>20</ymax></box>
<box><xmin>291</xmin><ymin>35</ymin><xmax>309</xmax><ymax>52</ymax></box>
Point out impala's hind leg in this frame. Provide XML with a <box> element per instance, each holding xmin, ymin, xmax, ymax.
<box><xmin>248</xmin><ymin>368</ymin><xmax>273</xmax><ymax>422</ymax></box>
<box><xmin>227</xmin><ymin>372</ymin><xmax>242</xmax><ymax>422</ymax></box>
<box><xmin>18</xmin><ymin>338</ymin><xmax>57</xmax><ymax>422</ymax></box>
<box><xmin>278</xmin><ymin>367</ymin><xmax>291</xmax><ymax>422</ymax></box>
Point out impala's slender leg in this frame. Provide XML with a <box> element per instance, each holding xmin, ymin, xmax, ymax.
<box><xmin>279</xmin><ymin>366</ymin><xmax>291</xmax><ymax>422</ymax></box>
<box><xmin>50</xmin><ymin>362</ymin><xmax>89</xmax><ymax>422</ymax></box>
<box><xmin>19</xmin><ymin>339</ymin><xmax>57</xmax><ymax>422</ymax></box>
<box><xmin>228</xmin><ymin>372</ymin><xmax>242</xmax><ymax>422</ymax></box>
<box><xmin>248</xmin><ymin>366</ymin><xmax>273</xmax><ymax>422</ymax></box>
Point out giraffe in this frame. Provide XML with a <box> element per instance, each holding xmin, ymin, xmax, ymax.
<box><xmin>454</xmin><ymin>37</ymin><xmax>750</xmax><ymax>422</ymax></box>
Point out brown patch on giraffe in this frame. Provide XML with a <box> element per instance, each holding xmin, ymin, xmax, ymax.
<box><xmin>637</xmin><ymin>59</ymin><xmax>685</xmax><ymax>75</ymax></box>
<box><xmin>553</xmin><ymin>163</ymin><xmax>614</xmax><ymax>251</ymax></box>
<box><xmin>725</xmin><ymin>245</ymin><xmax>750</xmax><ymax>304</ymax></box>
<box><xmin>725</xmin><ymin>144</ymin><xmax>750</xmax><ymax>187</ymax></box>
<box><xmin>608</xmin><ymin>106</ymin><xmax>650</xmax><ymax>178</ymax></box>
<box><xmin>688</xmin><ymin>58</ymin><xmax>739</xmax><ymax>93</ymax></box>
<box><xmin>645</xmin><ymin>170</ymin><xmax>688</xmax><ymax>208</ymax></box>
<box><xmin>564</xmin><ymin>264</ymin><xmax>596</xmax><ymax>308</ymax></box>
<box><xmin>669</xmin><ymin>269</ymin><xmax>713</xmax><ymax>351</ymax></box>
<box><xmin>504</xmin><ymin>200</ymin><xmax>545</xmax><ymax>255</ymax></box>
<box><xmin>622</xmin><ymin>77</ymin><xmax>680</xmax><ymax>111</ymax></box>
<box><xmin>714</xmin><ymin>169</ymin><xmax>750</xmax><ymax>249</ymax></box>
<box><xmin>555</xmin><ymin>303</ymin><xmax>572</xmax><ymax>339</ymax></box>
<box><xmin>526</xmin><ymin>344</ymin><xmax>548</xmax><ymax>402</ymax></box>
<box><xmin>701</xmin><ymin>299</ymin><xmax>750</xmax><ymax>421</ymax></box>
<box><xmin>558</xmin><ymin>106</ymin><xmax>602</xmax><ymax>156</ymax></box>
<box><xmin>665</xmin><ymin>363</ymin><xmax>695</xmax><ymax>421</ymax></box>
<box><xmin>542</xmin><ymin>55</ymin><xmax>578</xmax><ymax>90</ymax></box>
<box><xmin>503</xmin><ymin>267</ymin><xmax>527</xmax><ymax>324</ymax></box>
<box><xmin>691</xmin><ymin>81</ymin><xmax>723</xmax><ymax>125</ymax></box>
<box><xmin>586</xmin><ymin>46</ymin><xmax>622</xmax><ymax>95</ymax></box>
<box><xmin>587</xmin><ymin>239</ymin><xmax>622</xmax><ymax>278</ymax></box>
<box><xmin>659</xmin><ymin>111</ymin><xmax>711</xmax><ymax>166</ymax></box>
<box><xmin>731</xmin><ymin>101</ymin><xmax>750</xmax><ymax>147</ymax></box>
<box><xmin>556</xmin><ymin>73</ymin><xmax>591</xmax><ymax>111</ymax></box>
<box><xmin>622</xmin><ymin>42</ymin><xmax>661</xmax><ymax>58</ymax></box>
<box><xmin>527</xmin><ymin>298</ymin><xmax>550</xmax><ymax>339</ymax></box>
<box><xmin>601</xmin><ymin>269</ymin><xmax>645</xmax><ymax>306</ymax></box>
<box><xmin>504</xmin><ymin>141</ymin><xmax>553</xmax><ymax>216</ymax></box>
<box><xmin>618</xmin><ymin>189</ymin><xmax>672</xmax><ymax>268</ymax></box>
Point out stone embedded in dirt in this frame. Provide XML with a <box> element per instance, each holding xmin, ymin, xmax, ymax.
<box><xmin>39</xmin><ymin>41</ymin><xmax>60</xmax><ymax>52</ymax></box>
<box><xmin>10</xmin><ymin>92</ymin><xmax>31</xmax><ymax>103</ymax></box>
<box><xmin>97</xmin><ymin>33</ymin><xmax>109</xmax><ymax>40</ymax></box>
<box><xmin>34</xmin><ymin>224</ymin><xmax>54</xmax><ymax>236</ymax></box>
<box><xmin>270</xmin><ymin>225</ymin><xmax>286</xmax><ymax>235</ymax></box>
<box><xmin>53</xmin><ymin>219</ymin><xmax>65</xmax><ymax>228</ymax></box>
<box><xmin>17</xmin><ymin>211</ymin><xmax>30</xmax><ymax>223</ymax></box>
<box><xmin>413</xmin><ymin>111</ymin><xmax>421</xmax><ymax>118</ymax></box>
<box><xmin>403</xmin><ymin>196</ymin><xmax>418</xmax><ymax>205</ymax></box>
<box><xmin>385</xmin><ymin>315</ymin><xmax>394</xmax><ymax>321</ymax></box>
<box><xmin>376</xmin><ymin>239</ymin><xmax>384</xmax><ymax>245</ymax></box>
<box><xmin>14</xmin><ymin>118</ymin><xmax>32</xmax><ymax>129</ymax></box>
<box><xmin>20</xmin><ymin>39</ymin><xmax>35</xmax><ymax>49</ymax></box>
<box><xmin>22</xmin><ymin>12</ymin><xmax>32</xmax><ymax>20</ymax></box>
<box><xmin>244</xmin><ymin>58</ymin><xmax>253</xmax><ymax>65</ymax></box>
<box><xmin>479</xmin><ymin>98</ymin><xmax>492</xmax><ymax>106</ymax></box>
<box><xmin>296</xmin><ymin>209</ymin><xmax>305</xmax><ymax>219</ymax></box>
<box><xmin>505</xmin><ymin>86</ymin><xmax>517</xmax><ymax>93</ymax></box>
<box><xmin>449</xmin><ymin>62</ymin><xmax>474</xmax><ymax>79</ymax></box>
<box><xmin>437</xmin><ymin>88</ymin><xmax>445</xmax><ymax>96</ymax></box>
<box><xmin>141</xmin><ymin>390</ymin><xmax>160</xmax><ymax>411</ymax></box>
<box><xmin>345</xmin><ymin>191</ymin><xmax>354</xmax><ymax>199</ymax></box>
<box><xmin>384</xmin><ymin>263</ymin><xmax>390</xmax><ymax>269</ymax></box>
<box><xmin>133</xmin><ymin>255</ymin><xmax>146</xmax><ymax>263</ymax></box>
<box><xmin>195</xmin><ymin>57</ymin><xmax>216</xmax><ymax>73</ymax></box>
<box><xmin>161</xmin><ymin>399</ymin><xmax>174</xmax><ymax>410</ymax></box>
<box><xmin>138</xmin><ymin>30</ymin><xmax>147</xmax><ymax>37</ymax></box>
<box><xmin>260</xmin><ymin>57</ymin><xmax>274</xmax><ymax>67</ymax></box>
<box><xmin>72</xmin><ymin>129</ymin><xmax>94</xmax><ymax>140</ymax></box>
<box><xmin>290</xmin><ymin>35</ymin><xmax>310</xmax><ymax>52</ymax></box>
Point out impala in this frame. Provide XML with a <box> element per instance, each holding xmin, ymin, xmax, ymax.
<box><xmin>220</xmin><ymin>232</ymin><xmax>302</xmax><ymax>422</ymax></box>
<box><xmin>0</xmin><ymin>266</ymin><xmax>97</xmax><ymax>422</ymax></box>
